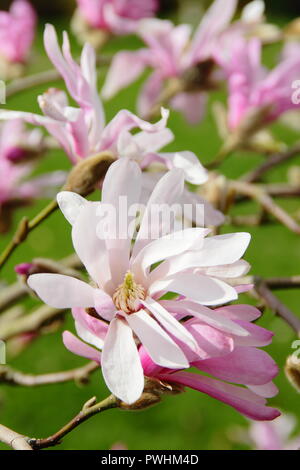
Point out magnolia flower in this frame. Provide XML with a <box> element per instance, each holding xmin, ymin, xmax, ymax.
<box><xmin>214</xmin><ymin>37</ymin><xmax>300</xmax><ymax>132</ymax></box>
<box><xmin>0</xmin><ymin>119</ymin><xmax>64</xmax><ymax>233</ymax></box>
<box><xmin>0</xmin><ymin>0</ymin><xmax>36</xmax><ymax>79</ymax></box>
<box><xmin>61</xmin><ymin>302</ymin><xmax>279</xmax><ymax>420</ymax></box>
<box><xmin>248</xmin><ymin>414</ymin><xmax>300</xmax><ymax>450</ymax></box>
<box><xmin>28</xmin><ymin>158</ymin><xmax>260</xmax><ymax>405</ymax></box>
<box><xmin>74</xmin><ymin>0</ymin><xmax>158</xmax><ymax>37</ymax></box>
<box><xmin>0</xmin><ymin>25</ymin><xmax>223</xmax><ymax>226</ymax></box>
<box><xmin>102</xmin><ymin>0</ymin><xmax>239</xmax><ymax>123</ymax></box>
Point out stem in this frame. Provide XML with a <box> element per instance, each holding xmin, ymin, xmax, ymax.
<box><xmin>254</xmin><ymin>277</ymin><xmax>300</xmax><ymax>335</ymax></box>
<box><xmin>30</xmin><ymin>395</ymin><xmax>118</xmax><ymax>449</ymax></box>
<box><xmin>0</xmin><ymin>361</ymin><xmax>98</xmax><ymax>387</ymax></box>
<box><xmin>6</xmin><ymin>56</ymin><xmax>111</xmax><ymax>99</ymax></box>
<box><xmin>0</xmin><ymin>199</ymin><xmax>58</xmax><ymax>271</ymax></box>
<box><xmin>242</xmin><ymin>142</ymin><xmax>300</xmax><ymax>183</ymax></box>
<box><xmin>0</xmin><ymin>424</ymin><xmax>32</xmax><ymax>450</ymax></box>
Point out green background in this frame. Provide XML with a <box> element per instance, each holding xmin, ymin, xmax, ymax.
<box><xmin>0</xmin><ymin>3</ymin><xmax>300</xmax><ymax>450</ymax></box>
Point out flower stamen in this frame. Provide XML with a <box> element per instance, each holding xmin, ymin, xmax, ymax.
<box><xmin>113</xmin><ymin>271</ymin><xmax>145</xmax><ymax>314</ymax></box>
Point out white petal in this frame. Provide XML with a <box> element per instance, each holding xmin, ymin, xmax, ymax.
<box><xmin>127</xmin><ymin>309</ymin><xmax>189</xmax><ymax>369</ymax></box>
<box><xmin>149</xmin><ymin>273</ymin><xmax>238</xmax><ymax>306</ymax></box>
<box><xmin>72</xmin><ymin>201</ymin><xmax>111</xmax><ymax>288</ymax></box>
<box><xmin>192</xmin><ymin>233</ymin><xmax>251</xmax><ymax>267</ymax></box>
<box><xmin>101</xmin><ymin>318</ymin><xmax>144</xmax><ymax>404</ymax></box>
<box><xmin>241</xmin><ymin>0</ymin><xmax>265</xmax><ymax>24</ymax></box>
<box><xmin>57</xmin><ymin>191</ymin><xmax>88</xmax><ymax>225</ymax></box>
<box><xmin>131</xmin><ymin>227</ymin><xmax>209</xmax><ymax>283</ymax></box>
<box><xmin>133</xmin><ymin>168</ymin><xmax>185</xmax><ymax>256</ymax></box>
<box><xmin>159</xmin><ymin>151</ymin><xmax>208</xmax><ymax>185</ymax></box>
<box><xmin>142</xmin><ymin>297</ymin><xmax>199</xmax><ymax>353</ymax></box>
<box><xmin>101</xmin><ymin>159</ymin><xmax>141</xmax><ymax>287</ymax></box>
<box><xmin>165</xmin><ymin>300</ymin><xmax>249</xmax><ymax>337</ymax></box>
<box><xmin>28</xmin><ymin>274</ymin><xmax>96</xmax><ymax>308</ymax></box>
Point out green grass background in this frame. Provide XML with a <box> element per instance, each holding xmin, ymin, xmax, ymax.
<box><xmin>0</xmin><ymin>14</ymin><xmax>300</xmax><ymax>450</ymax></box>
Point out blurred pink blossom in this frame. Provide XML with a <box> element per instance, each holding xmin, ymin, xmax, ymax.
<box><xmin>214</xmin><ymin>37</ymin><xmax>300</xmax><ymax>130</ymax></box>
<box><xmin>0</xmin><ymin>25</ymin><xmax>223</xmax><ymax>226</ymax></box>
<box><xmin>0</xmin><ymin>0</ymin><xmax>36</xmax><ymax>75</ymax></box>
<box><xmin>75</xmin><ymin>0</ymin><xmax>158</xmax><ymax>35</ymax></box>
<box><xmin>0</xmin><ymin>119</ymin><xmax>64</xmax><ymax>232</ymax></box>
<box><xmin>102</xmin><ymin>0</ymin><xmax>239</xmax><ymax>123</ymax></box>
<box><xmin>248</xmin><ymin>414</ymin><xmax>300</xmax><ymax>450</ymax></box>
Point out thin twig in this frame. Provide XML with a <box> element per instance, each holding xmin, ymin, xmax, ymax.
<box><xmin>0</xmin><ymin>305</ymin><xmax>66</xmax><ymax>340</ymax></box>
<box><xmin>242</xmin><ymin>143</ymin><xmax>300</xmax><ymax>183</ymax></box>
<box><xmin>0</xmin><ymin>361</ymin><xmax>98</xmax><ymax>386</ymax></box>
<box><xmin>30</xmin><ymin>395</ymin><xmax>118</xmax><ymax>449</ymax></box>
<box><xmin>0</xmin><ymin>198</ymin><xmax>58</xmax><ymax>271</ymax></box>
<box><xmin>229</xmin><ymin>180</ymin><xmax>300</xmax><ymax>234</ymax></box>
<box><xmin>0</xmin><ymin>424</ymin><xmax>32</xmax><ymax>450</ymax></box>
<box><xmin>254</xmin><ymin>277</ymin><xmax>300</xmax><ymax>335</ymax></box>
<box><xmin>6</xmin><ymin>56</ymin><xmax>111</xmax><ymax>99</ymax></box>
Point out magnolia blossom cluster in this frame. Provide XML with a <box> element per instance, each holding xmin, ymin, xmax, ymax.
<box><xmin>102</xmin><ymin>0</ymin><xmax>300</xmax><ymax>135</ymax></box>
<box><xmin>0</xmin><ymin>25</ymin><xmax>223</xmax><ymax>227</ymax></box>
<box><xmin>0</xmin><ymin>0</ymin><xmax>36</xmax><ymax>79</ymax></box>
<box><xmin>0</xmin><ymin>119</ymin><xmax>64</xmax><ymax>233</ymax></box>
<box><xmin>28</xmin><ymin>159</ymin><xmax>280</xmax><ymax>420</ymax></box>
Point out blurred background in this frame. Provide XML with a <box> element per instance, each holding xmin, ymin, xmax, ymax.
<box><xmin>0</xmin><ymin>0</ymin><xmax>300</xmax><ymax>450</ymax></box>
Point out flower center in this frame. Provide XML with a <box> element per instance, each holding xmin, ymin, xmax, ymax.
<box><xmin>113</xmin><ymin>271</ymin><xmax>145</xmax><ymax>314</ymax></box>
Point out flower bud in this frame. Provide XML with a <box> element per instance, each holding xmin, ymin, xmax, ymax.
<box><xmin>65</xmin><ymin>152</ymin><xmax>115</xmax><ymax>196</ymax></box>
<box><xmin>118</xmin><ymin>377</ymin><xmax>184</xmax><ymax>410</ymax></box>
<box><xmin>285</xmin><ymin>355</ymin><xmax>300</xmax><ymax>393</ymax></box>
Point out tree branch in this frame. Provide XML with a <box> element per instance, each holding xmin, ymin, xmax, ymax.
<box><xmin>254</xmin><ymin>277</ymin><xmax>300</xmax><ymax>335</ymax></box>
<box><xmin>30</xmin><ymin>395</ymin><xmax>118</xmax><ymax>449</ymax></box>
<box><xmin>241</xmin><ymin>143</ymin><xmax>300</xmax><ymax>183</ymax></box>
<box><xmin>0</xmin><ymin>424</ymin><xmax>32</xmax><ymax>450</ymax></box>
<box><xmin>0</xmin><ymin>361</ymin><xmax>98</xmax><ymax>387</ymax></box>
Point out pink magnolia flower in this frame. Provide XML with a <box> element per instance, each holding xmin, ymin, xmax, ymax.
<box><xmin>75</xmin><ymin>0</ymin><xmax>158</xmax><ymax>35</ymax></box>
<box><xmin>214</xmin><ymin>37</ymin><xmax>300</xmax><ymax>131</ymax></box>
<box><xmin>0</xmin><ymin>0</ymin><xmax>36</xmax><ymax>78</ymax></box>
<box><xmin>61</xmin><ymin>302</ymin><xmax>279</xmax><ymax>420</ymax></box>
<box><xmin>28</xmin><ymin>158</ymin><xmax>266</xmax><ymax>406</ymax></box>
<box><xmin>248</xmin><ymin>414</ymin><xmax>300</xmax><ymax>450</ymax></box>
<box><xmin>102</xmin><ymin>0</ymin><xmax>239</xmax><ymax>123</ymax></box>
<box><xmin>0</xmin><ymin>25</ymin><xmax>223</xmax><ymax>226</ymax></box>
<box><xmin>0</xmin><ymin>119</ymin><xmax>65</xmax><ymax>232</ymax></box>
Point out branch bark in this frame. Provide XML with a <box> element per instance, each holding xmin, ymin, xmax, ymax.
<box><xmin>0</xmin><ymin>424</ymin><xmax>32</xmax><ymax>450</ymax></box>
<box><xmin>0</xmin><ymin>361</ymin><xmax>98</xmax><ymax>386</ymax></box>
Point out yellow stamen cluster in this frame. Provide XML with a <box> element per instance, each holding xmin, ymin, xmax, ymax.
<box><xmin>113</xmin><ymin>271</ymin><xmax>145</xmax><ymax>314</ymax></box>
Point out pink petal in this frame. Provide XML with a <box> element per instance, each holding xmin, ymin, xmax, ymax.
<box><xmin>162</xmin><ymin>371</ymin><xmax>280</xmax><ymax>421</ymax></box>
<box><xmin>62</xmin><ymin>331</ymin><xmax>100</xmax><ymax>363</ymax></box>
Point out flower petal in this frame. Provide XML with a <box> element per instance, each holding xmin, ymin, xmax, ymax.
<box><xmin>57</xmin><ymin>191</ymin><xmax>88</xmax><ymax>225</ymax></box>
<box><xmin>126</xmin><ymin>309</ymin><xmax>189</xmax><ymax>369</ymax></box>
<box><xmin>62</xmin><ymin>331</ymin><xmax>100</xmax><ymax>363</ymax></box>
<box><xmin>28</xmin><ymin>273</ymin><xmax>96</xmax><ymax>308</ymax></box>
<box><xmin>101</xmin><ymin>318</ymin><xmax>144</xmax><ymax>404</ymax></box>
<box><xmin>162</xmin><ymin>371</ymin><xmax>280</xmax><ymax>421</ymax></box>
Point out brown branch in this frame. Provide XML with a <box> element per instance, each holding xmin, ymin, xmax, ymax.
<box><xmin>30</xmin><ymin>395</ymin><xmax>118</xmax><ymax>449</ymax></box>
<box><xmin>0</xmin><ymin>361</ymin><xmax>98</xmax><ymax>387</ymax></box>
<box><xmin>0</xmin><ymin>424</ymin><xmax>32</xmax><ymax>450</ymax></box>
<box><xmin>0</xmin><ymin>305</ymin><xmax>67</xmax><ymax>340</ymax></box>
<box><xmin>0</xmin><ymin>253</ymin><xmax>82</xmax><ymax>314</ymax></box>
<box><xmin>6</xmin><ymin>56</ymin><xmax>111</xmax><ymax>99</ymax></box>
<box><xmin>241</xmin><ymin>142</ymin><xmax>300</xmax><ymax>183</ymax></box>
<box><xmin>254</xmin><ymin>277</ymin><xmax>300</xmax><ymax>335</ymax></box>
<box><xmin>229</xmin><ymin>180</ymin><xmax>300</xmax><ymax>234</ymax></box>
